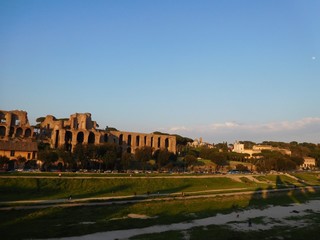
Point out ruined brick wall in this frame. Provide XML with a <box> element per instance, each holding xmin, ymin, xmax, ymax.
<box><xmin>0</xmin><ymin>110</ymin><xmax>34</xmax><ymax>139</ymax></box>
<box><xmin>39</xmin><ymin>112</ymin><xmax>176</xmax><ymax>153</ymax></box>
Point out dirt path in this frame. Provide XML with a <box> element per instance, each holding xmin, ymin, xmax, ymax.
<box><xmin>1</xmin><ymin>186</ymin><xmax>319</xmax><ymax>211</ymax></box>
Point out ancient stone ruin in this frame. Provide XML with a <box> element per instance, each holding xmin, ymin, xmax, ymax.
<box><xmin>0</xmin><ymin>110</ymin><xmax>34</xmax><ymax>140</ymax></box>
<box><xmin>38</xmin><ymin>112</ymin><xmax>176</xmax><ymax>154</ymax></box>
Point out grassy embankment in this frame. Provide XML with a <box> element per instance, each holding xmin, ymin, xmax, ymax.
<box><xmin>0</xmin><ymin>172</ymin><xmax>318</xmax><ymax>203</ymax></box>
<box><xmin>0</xmin><ymin>174</ymin><xmax>253</xmax><ymax>202</ymax></box>
<box><xmin>0</xmin><ymin>172</ymin><xmax>319</xmax><ymax>239</ymax></box>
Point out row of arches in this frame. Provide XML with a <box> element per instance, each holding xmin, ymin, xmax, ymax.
<box><xmin>117</xmin><ymin>134</ymin><xmax>170</xmax><ymax>149</ymax></box>
<box><xmin>54</xmin><ymin>130</ymin><xmax>98</xmax><ymax>150</ymax></box>
<box><xmin>0</xmin><ymin>126</ymin><xmax>32</xmax><ymax>138</ymax></box>
<box><xmin>54</xmin><ymin>130</ymin><xmax>174</xmax><ymax>153</ymax></box>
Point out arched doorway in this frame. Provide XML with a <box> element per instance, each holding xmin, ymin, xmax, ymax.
<box><xmin>136</xmin><ymin>135</ymin><xmax>140</xmax><ymax>147</ymax></box>
<box><xmin>25</xmin><ymin>128</ymin><xmax>32</xmax><ymax>137</ymax></box>
<box><xmin>88</xmin><ymin>132</ymin><xmax>95</xmax><ymax>144</ymax></box>
<box><xmin>77</xmin><ymin>132</ymin><xmax>84</xmax><ymax>144</ymax></box>
<box><xmin>65</xmin><ymin>131</ymin><xmax>72</xmax><ymax>151</ymax></box>
<box><xmin>15</xmin><ymin>128</ymin><xmax>23</xmax><ymax>137</ymax></box>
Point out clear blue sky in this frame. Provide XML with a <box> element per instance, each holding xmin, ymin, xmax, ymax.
<box><xmin>1</xmin><ymin>0</ymin><xmax>320</xmax><ymax>143</ymax></box>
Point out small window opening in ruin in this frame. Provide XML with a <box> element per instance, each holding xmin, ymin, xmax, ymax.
<box><xmin>165</xmin><ymin>138</ymin><xmax>169</xmax><ymax>149</ymax></box>
<box><xmin>119</xmin><ymin>134</ymin><xmax>123</xmax><ymax>145</ymax></box>
<box><xmin>0</xmin><ymin>126</ymin><xmax>6</xmax><ymax>137</ymax></box>
<box><xmin>104</xmin><ymin>134</ymin><xmax>108</xmax><ymax>143</ymax></box>
<box><xmin>25</xmin><ymin>128</ymin><xmax>31</xmax><ymax>138</ymax></box>
<box><xmin>128</xmin><ymin>135</ymin><xmax>132</xmax><ymax>146</ymax></box>
<box><xmin>88</xmin><ymin>132</ymin><xmax>95</xmax><ymax>144</ymax></box>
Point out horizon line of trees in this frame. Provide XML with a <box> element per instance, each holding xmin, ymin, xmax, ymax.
<box><xmin>37</xmin><ymin>143</ymin><xmax>177</xmax><ymax>172</ymax></box>
<box><xmin>1</xmin><ymin>138</ymin><xmax>320</xmax><ymax>172</ymax></box>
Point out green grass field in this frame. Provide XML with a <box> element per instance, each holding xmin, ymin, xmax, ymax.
<box><xmin>0</xmin><ymin>176</ymin><xmax>248</xmax><ymax>201</ymax></box>
<box><xmin>0</xmin><ymin>172</ymin><xmax>319</xmax><ymax>240</ymax></box>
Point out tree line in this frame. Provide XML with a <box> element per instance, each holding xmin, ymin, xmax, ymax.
<box><xmin>38</xmin><ymin>143</ymin><xmax>176</xmax><ymax>172</ymax></box>
<box><xmin>1</xmin><ymin>138</ymin><xmax>319</xmax><ymax>172</ymax></box>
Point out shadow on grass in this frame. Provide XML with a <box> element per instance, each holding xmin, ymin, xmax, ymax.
<box><xmin>154</xmin><ymin>184</ymin><xmax>192</xmax><ymax>195</ymax></box>
<box><xmin>73</xmin><ymin>184</ymin><xmax>133</xmax><ymax>199</ymax></box>
<box><xmin>248</xmin><ymin>175</ymin><xmax>318</xmax><ymax>207</ymax></box>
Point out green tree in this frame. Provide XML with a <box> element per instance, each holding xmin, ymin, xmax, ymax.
<box><xmin>73</xmin><ymin>144</ymin><xmax>89</xmax><ymax>169</ymax></box>
<box><xmin>57</xmin><ymin>147</ymin><xmax>75</xmax><ymax>170</ymax></box>
<box><xmin>155</xmin><ymin>148</ymin><xmax>172</xmax><ymax>169</ymax></box>
<box><xmin>184</xmin><ymin>154</ymin><xmax>197</xmax><ymax>169</ymax></box>
<box><xmin>135</xmin><ymin>146</ymin><xmax>153</xmax><ymax>170</ymax></box>
<box><xmin>102</xmin><ymin>151</ymin><xmax>117</xmax><ymax>170</ymax></box>
<box><xmin>121</xmin><ymin>152</ymin><xmax>134</xmax><ymax>170</ymax></box>
<box><xmin>38</xmin><ymin>150</ymin><xmax>59</xmax><ymax>171</ymax></box>
<box><xmin>36</xmin><ymin>117</ymin><xmax>45</xmax><ymax>123</ymax></box>
<box><xmin>235</xmin><ymin>164</ymin><xmax>248</xmax><ymax>171</ymax></box>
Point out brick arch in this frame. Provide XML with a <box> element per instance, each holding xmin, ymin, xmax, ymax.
<box><xmin>16</xmin><ymin>127</ymin><xmax>23</xmax><ymax>137</ymax></box>
<box><xmin>136</xmin><ymin>135</ymin><xmax>140</xmax><ymax>147</ymax></box>
<box><xmin>25</xmin><ymin>128</ymin><xmax>32</xmax><ymax>137</ymax></box>
<box><xmin>88</xmin><ymin>131</ymin><xmax>95</xmax><ymax>144</ymax></box>
<box><xmin>77</xmin><ymin>131</ymin><xmax>84</xmax><ymax>144</ymax></box>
